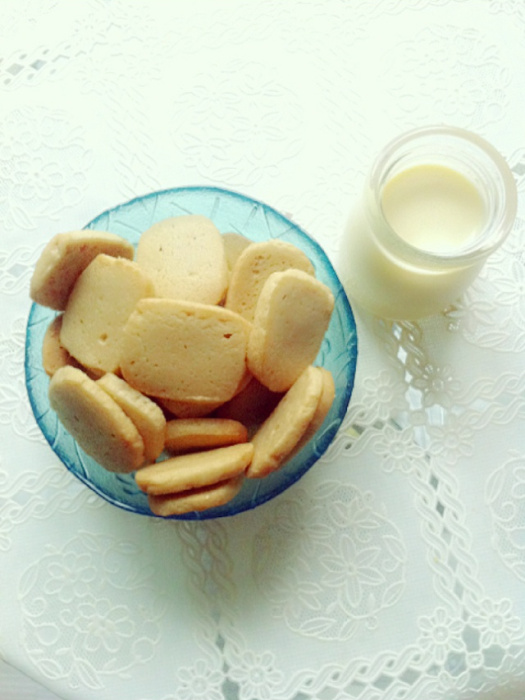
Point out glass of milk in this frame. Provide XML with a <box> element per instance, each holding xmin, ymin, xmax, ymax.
<box><xmin>338</xmin><ymin>126</ymin><xmax>517</xmax><ymax>320</ymax></box>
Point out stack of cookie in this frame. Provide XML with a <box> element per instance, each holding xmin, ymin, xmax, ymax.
<box><xmin>30</xmin><ymin>215</ymin><xmax>336</xmax><ymax>516</ymax></box>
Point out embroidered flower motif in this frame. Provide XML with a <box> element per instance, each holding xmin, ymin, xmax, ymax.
<box><xmin>495</xmin><ymin>259</ymin><xmax>525</xmax><ymax>323</ymax></box>
<box><xmin>411</xmin><ymin>363</ymin><xmax>460</xmax><ymax>408</ymax></box>
<box><xmin>373</xmin><ymin>424</ymin><xmax>425</xmax><ymax>474</ymax></box>
<box><xmin>45</xmin><ymin>552</ymin><xmax>97</xmax><ymax>604</ymax></box>
<box><xmin>0</xmin><ymin>107</ymin><xmax>91</xmax><ymax>229</ymax></box>
<box><xmin>511</xmin><ymin>465</ymin><xmax>525</xmax><ymax>500</ymax></box>
<box><xmin>489</xmin><ymin>0</ymin><xmax>525</xmax><ymax>17</ymax></box>
<box><xmin>269</xmin><ymin>497</ymin><xmax>333</xmax><ymax>556</ymax></box>
<box><xmin>418</xmin><ymin>607</ymin><xmax>465</xmax><ymax>663</ymax></box>
<box><xmin>177</xmin><ymin>658</ymin><xmax>223</xmax><ymax>700</ymax></box>
<box><xmin>171</xmin><ymin>61</ymin><xmax>302</xmax><ymax>187</ymax></box>
<box><xmin>385</xmin><ymin>25</ymin><xmax>508</xmax><ymax>127</ymax></box>
<box><xmin>469</xmin><ymin>598</ymin><xmax>523</xmax><ymax>648</ymax></box>
<box><xmin>362</xmin><ymin>370</ymin><xmax>407</xmax><ymax>421</ymax></box>
<box><xmin>466</xmin><ymin>651</ymin><xmax>485</xmax><ymax>670</ymax></box>
<box><xmin>73</xmin><ymin>598</ymin><xmax>135</xmax><ymax>654</ymax></box>
<box><xmin>321</xmin><ymin>535</ymin><xmax>383</xmax><ymax>609</ymax></box>
<box><xmin>0</xmin><ymin>318</ymin><xmax>25</xmax><ymax>376</ymax></box>
<box><xmin>228</xmin><ymin>649</ymin><xmax>283</xmax><ymax>700</ymax></box>
<box><xmin>14</xmin><ymin>155</ymin><xmax>66</xmax><ymax>202</ymax></box>
<box><xmin>427</xmin><ymin>417</ymin><xmax>474</xmax><ymax>465</ymax></box>
<box><xmin>254</xmin><ymin>483</ymin><xmax>406</xmax><ymax>641</ymax></box>
<box><xmin>326</xmin><ymin>488</ymin><xmax>373</xmax><ymax>531</ymax></box>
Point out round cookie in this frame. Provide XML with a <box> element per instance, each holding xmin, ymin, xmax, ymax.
<box><xmin>135</xmin><ymin>442</ymin><xmax>254</xmax><ymax>496</ymax></box>
<box><xmin>60</xmin><ymin>254</ymin><xmax>154</xmax><ymax>375</ymax></box>
<box><xmin>159</xmin><ymin>397</ymin><xmax>225</xmax><ymax>419</ymax></box>
<box><xmin>120</xmin><ymin>298</ymin><xmax>249</xmax><ymax>403</ymax></box>
<box><xmin>225</xmin><ymin>239</ymin><xmax>315</xmax><ymax>322</ymax></box>
<box><xmin>148</xmin><ymin>475</ymin><xmax>244</xmax><ymax>516</ymax></box>
<box><xmin>164</xmin><ymin>418</ymin><xmax>248</xmax><ymax>453</ymax></box>
<box><xmin>48</xmin><ymin>366</ymin><xmax>145</xmax><ymax>473</ymax></box>
<box><xmin>222</xmin><ymin>232</ymin><xmax>252</xmax><ymax>275</ymax></box>
<box><xmin>97</xmin><ymin>373</ymin><xmax>166</xmax><ymax>463</ymax></box>
<box><xmin>30</xmin><ymin>230</ymin><xmax>134</xmax><ymax>311</ymax></box>
<box><xmin>247</xmin><ymin>268</ymin><xmax>334</xmax><ymax>392</ymax></box>
<box><xmin>289</xmin><ymin>367</ymin><xmax>335</xmax><ymax>458</ymax></box>
<box><xmin>42</xmin><ymin>315</ymin><xmax>81</xmax><ymax>377</ymax></box>
<box><xmin>214</xmin><ymin>376</ymin><xmax>283</xmax><ymax>435</ymax></box>
<box><xmin>246</xmin><ymin>365</ymin><xmax>324</xmax><ymax>478</ymax></box>
<box><xmin>136</xmin><ymin>215</ymin><xmax>228</xmax><ymax>304</ymax></box>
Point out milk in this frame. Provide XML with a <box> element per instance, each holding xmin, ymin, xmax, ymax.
<box><xmin>337</xmin><ymin>127</ymin><xmax>517</xmax><ymax>321</ymax></box>
<box><xmin>339</xmin><ymin>195</ymin><xmax>487</xmax><ymax>321</ymax></box>
<box><xmin>381</xmin><ymin>164</ymin><xmax>486</xmax><ymax>254</ymax></box>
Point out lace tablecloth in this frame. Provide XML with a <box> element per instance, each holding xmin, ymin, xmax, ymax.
<box><xmin>1</xmin><ymin>2</ymin><xmax>524</xmax><ymax>699</ymax></box>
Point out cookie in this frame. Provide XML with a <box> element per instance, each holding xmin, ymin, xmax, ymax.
<box><xmin>135</xmin><ymin>442</ymin><xmax>253</xmax><ymax>495</ymax></box>
<box><xmin>120</xmin><ymin>298</ymin><xmax>249</xmax><ymax>403</ymax></box>
<box><xmin>148</xmin><ymin>475</ymin><xmax>243</xmax><ymax>516</ymax></box>
<box><xmin>222</xmin><ymin>232</ymin><xmax>252</xmax><ymax>274</ymax></box>
<box><xmin>246</xmin><ymin>365</ymin><xmax>324</xmax><ymax>478</ymax></box>
<box><xmin>159</xmin><ymin>397</ymin><xmax>225</xmax><ymax>419</ymax></box>
<box><xmin>225</xmin><ymin>239</ymin><xmax>315</xmax><ymax>322</ymax></box>
<box><xmin>136</xmin><ymin>215</ymin><xmax>228</xmax><ymax>304</ymax></box>
<box><xmin>60</xmin><ymin>254</ymin><xmax>154</xmax><ymax>375</ymax></box>
<box><xmin>214</xmin><ymin>376</ymin><xmax>283</xmax><ymax>433</ymax></box>
<box><xmin>247</xmin><ymin>268</ymin><xmax>334</xmax><ymax>392</ymax></box>
<box><xmin>164</xmin><ymin>418</ymin><xmax>248</xmax><ymax>453</ymax></box>
<box><xmin>158</xmin><ymin>366</ymin><xmax>250</xmax><ymax>418</ymax></box>
<box><xmin>30</xmin><ymin>230</ymin><xmax>134</xmax><ymax>311</ymax></box>
<box><xmin>42</xmin><ymin>315</ymin><xmax>81</xmax><ymax>377</ymax></box>
<box><xmin>289</xmin><ymin>367</ymin><xmax>335</xmax><ymax>458</ymax></box>
<box><xmin>48</xmin><ymin>366</ymin><xmax>145</xmax><ymax>473</ymax></box>
<box><xmin>97</xmin><ymin>373</ymin><xmax>166</xmax><ymax>462</ymax></box>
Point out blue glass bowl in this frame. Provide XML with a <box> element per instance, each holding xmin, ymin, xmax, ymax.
<box><xmin>25</xmin><ymin>186</ymin><xmax>358</xmax><ymax>520</ymax></box>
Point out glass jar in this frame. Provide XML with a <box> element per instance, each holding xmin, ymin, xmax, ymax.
<box><xmin>337</xmin><ymin>126</ymin><xmax>517</xmax><ymax>320</ymax></box>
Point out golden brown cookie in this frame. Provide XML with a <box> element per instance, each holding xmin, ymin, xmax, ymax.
<box><xmin>48</xmin><ymin>366</ymin><xmax>145</xmax><ymax>473</ymax></box>
<box><xmin>225</xmin><ymin>240</ymin><xmax>315</xmax><ymax>322</ymax></box>
<box><xmin>148</xmin><ymin>475</ymin><xmax>243</xmax><ymax>516</ymax></box>
<box><xmin>30</xmin><ymin>230</ymin><xmax>134</xmax><ymax>310</ymax></box>
<box><xmin>60</xmin><ymin>254</ymin><xmax>154</xmax><ymax>375</ymax></box>
<box><xmin>222</xmin><ymin>232</ymin><xmax>252</xmax><ymax>275</ymax></box>
<box><xmin>136</xmin><ymin>215</ymin><xmax>228</xmax><ymax>304</ymax></box>
<box><xmin>289</xmin><ymin>367</ymin><xmax>336</xmax><ymax>458</ymax></box>
<box><xmin>164</xmin><ymin>418</ymin><xmax>248</xmax><ymax>453</ymax></box>
<box><xmin>246</xmin><ymin>365</ymin><xmax>324</xmax><ymax>478</ymax></box>
<box><xmin>214</xmin><ymin>376</ymin><xmax>283</xmax><ymax>434</ymax></box>
<box><xmin>97</xmin><ymin>373</ymin><xmax>166</xmax><ymax>463</ymax></box>
<box><xmin>247</xmin><ymin>269</ymin><xmax>334</xmax><ymax>392</ymax></box>
<box><xmin>120</xmin><ymin>298</ymin><xmax>249</xmax><ymax>403</ymax></box>
<box><xmin>135</xmin><ymin>442</ymin><xmax>253</xmax><ymax>495</ymax></box>
<box><xmin>159</xmin><ymin>397</ymin><xmax>225</xmax><ymax>419</ymax></box>
<box><xmin>42</xmin><ymin>315</ymin><xmax>81</xmax><ymax>377</ymax></box>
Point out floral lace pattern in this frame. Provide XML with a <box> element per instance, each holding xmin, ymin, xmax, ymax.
<box><xmin>252</xmin><ymin>482</ymin><xmax>406</xmax><ymax>640</ymax></box>
<box><xmin>18</xmin><ymin>533</ymin><xmax>164</xmax><ymax>691</ymax></box>
<box><xmin>1</xmin><ymin>1</ymin><xmax>525</xmax><ymax>699</ymax></box>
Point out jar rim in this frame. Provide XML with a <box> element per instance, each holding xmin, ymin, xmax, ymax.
<box><xmin>367</xmin><ymin>125</ymin><xmax>517</xmax><ymax>268</ymax></box>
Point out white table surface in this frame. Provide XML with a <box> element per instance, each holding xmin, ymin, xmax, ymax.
<box><xmin>1</xmin><ymin>1</ymin><xmax>524</xmax><ymax>699</ymax></box>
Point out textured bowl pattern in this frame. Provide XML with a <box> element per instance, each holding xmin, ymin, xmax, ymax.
<box><xmin>25</xmin><ymin>187</ymin><xmax>358</xmax><ymax>520</ymax></box>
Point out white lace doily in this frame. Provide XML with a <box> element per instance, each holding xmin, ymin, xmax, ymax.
<box><xmin>1</xmin><ymin>2</ymin><xmax>524</xmax><ymax>699</ymax></box>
